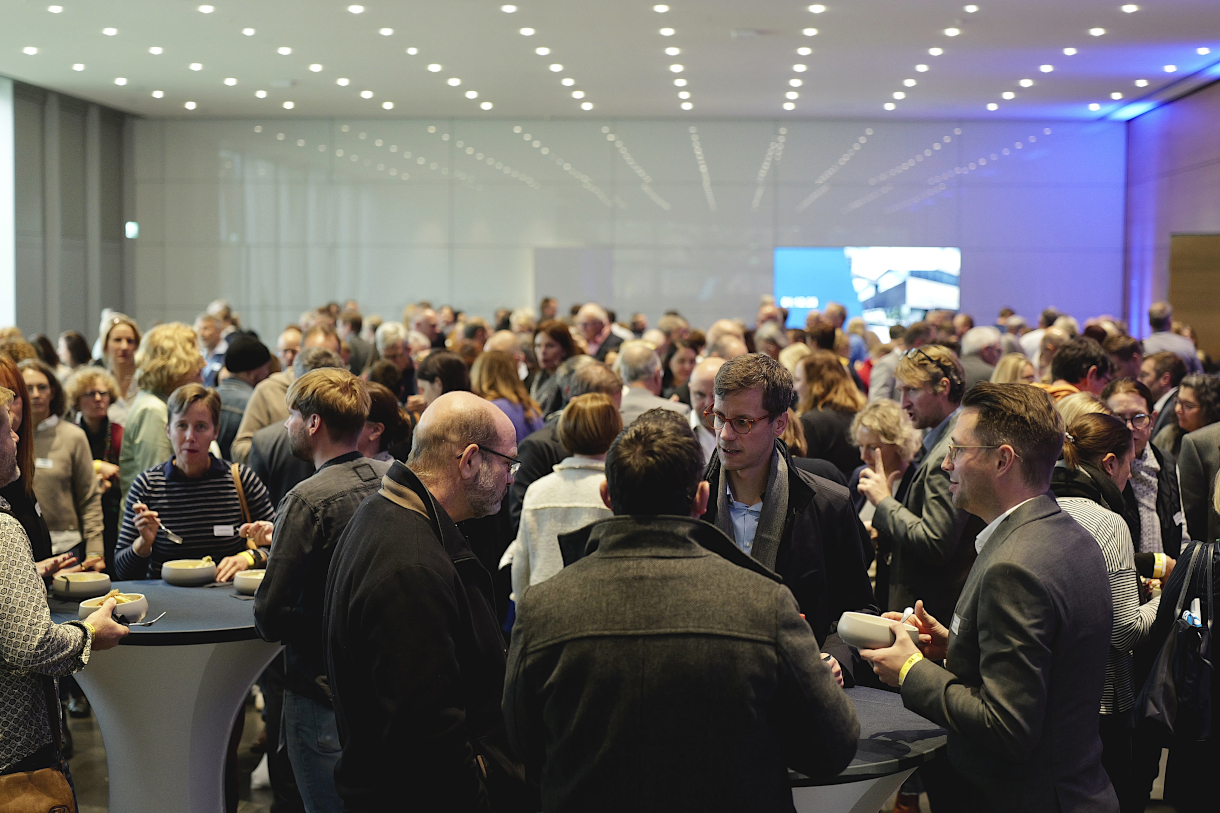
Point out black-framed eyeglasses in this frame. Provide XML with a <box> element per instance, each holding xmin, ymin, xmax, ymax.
<box><xmin>703</xmin><ymin>405</ymin><xmax>775</xmax><ymax>435</ymax></box>
<box><xmin>946</xmin><ymin>443</ymin><xmax>1020</xmax><ymax>462</ymax></box>
<box><xmin>456</xmin><ymin>444</ymin><xmax>521</xmax><ymax>476</ymax></box>
<box><xmin>902</xmin><ymin>347</ymin><xmax>957</xmax><ymax>383</ymax></box>
<box><xmin>1118</xmin><ymin>413</ymin><xmax>1151</xmax><ymax>430</ymax></box>
<box><xmin>81</xmin><ymin>390</ymin><xmax>111</xmax><ymax>401</ymax></box>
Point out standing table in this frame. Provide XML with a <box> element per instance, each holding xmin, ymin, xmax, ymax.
<box><xmin>791</xmin><ymin>687</ymin><xmax>947</xmax><ymax>813</ymax></box>
<box><xmin>51</xmin><ymin>579</ymin><xmax>281</xmax><ymax>813</ymax></box>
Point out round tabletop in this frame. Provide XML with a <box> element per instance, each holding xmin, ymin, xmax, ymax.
<box><xmin>49</xmin><ymin>579</ymin><xmax>260</xmax><ymax>646</ymax></box>
<box><xmin>790</xmin><ymin>686</ymin><xmax>947</xmax><ymax>787</ymax></box>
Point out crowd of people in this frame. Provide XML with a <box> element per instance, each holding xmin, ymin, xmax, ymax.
<box><xmin>0</xmin><ymin>293</ymin><xmax>1217</xmax><ymax>813</ymax></box>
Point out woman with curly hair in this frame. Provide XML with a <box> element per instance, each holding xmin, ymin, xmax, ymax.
<box><xmin>1152</xmin><ymin>372</ymin><xmax>1220</xmax><ymax>458</ymax></box>
<box><xmin>65</xmin><ymin>367</ymin><xmax>125</xmax><ymax>573</ymax></box>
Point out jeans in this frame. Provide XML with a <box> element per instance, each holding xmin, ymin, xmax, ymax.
<box><xmin>281</xmin><ymin>689</ymin><xmax>343</xmax><ymax>813</ymax></box>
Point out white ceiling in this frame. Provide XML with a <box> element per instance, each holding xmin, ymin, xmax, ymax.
<box><xmin>2</xmin><ymin>0</ymin><xmax>1219</xmax><ymax>120</ymax></box>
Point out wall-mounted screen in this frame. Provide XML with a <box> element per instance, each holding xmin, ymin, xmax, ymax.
<box><xmin>775</xmin><ymin>246</ymin><xmax>961</xmax><ymax>340</ymax></box>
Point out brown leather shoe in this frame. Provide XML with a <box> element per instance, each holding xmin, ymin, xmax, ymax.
<box><xmin>890</xmin><ymin>792</ymin><xmax>922</xmax><ymax>813</ymax></box>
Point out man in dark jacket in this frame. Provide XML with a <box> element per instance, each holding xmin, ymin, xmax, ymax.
<box><xmin>697</xmin><ymin>354</ymin><xmax>877</xmax><ymax>675</ymax></box>
<box><xmin>503</xmin><ymin>411</ymin><xmax>859</xmax><ymax>813</ymax></box>
<box><xmin>324</xmin><ymin>392</ymin><xmax>531</xmax><ymax>812</ymax></box>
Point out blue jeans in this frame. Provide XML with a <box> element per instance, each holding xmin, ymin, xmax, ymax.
<box><xmin>281</xmin><ymin>689</ymin><xmax>343</xmax><ymax>813</ymax></box>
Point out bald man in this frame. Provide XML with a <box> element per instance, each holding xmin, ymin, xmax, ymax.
<box><xmin>688</xmin><ymin>357</ymin><xmax>726</xmax><ymax>466</ymax></box>
<box><xmin>618</xmin><ymin>340</ymin><xmax>690</xmax><ymax>428</ymax></box>
<box><xmin>324</xmin><ymin>392</ymin><xmax>531</xmax><ymax>811</ymax></box>
<box><xmin>709</xmin><ymin>334</ymin><xmax>748</xmax><ymax>360</ymax></box>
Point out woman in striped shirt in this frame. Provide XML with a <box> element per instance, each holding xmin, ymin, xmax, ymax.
<box><xmin>1050</xmin><ymin>412</ymin><xmax>1160</xmax><ymax>813</ymax></box>
<box><xmin>115</xmin><ymin>384</ymin><xmax>275</xmax><ymax>582</ymax></box>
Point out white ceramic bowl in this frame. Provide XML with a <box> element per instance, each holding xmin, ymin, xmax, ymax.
<box><xmin>233</xmin><ymin>569</ymin><xmax>265</xmax><ymax>596</ymax></box>
<box><xmin>836</xmin><ymin>611</ymin><xmax>920</xmax><ymax>650</ymax></box>
<box><xmin>79</xmin><ymin>593</ymin><xmax>148</xmax><ymax>623</ymax></box>
<box><xmin>51</xmin><ymin>572</ymin><xmax>111</xmax><ymax>600</ymax></box>
<box><xmin>162</xmin><ymin>559</ymin><xmax>217</xmax><ymax>587</ymax></box>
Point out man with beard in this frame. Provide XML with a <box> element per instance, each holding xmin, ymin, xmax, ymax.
<box><xmin>253</xmin><ymin>368</ymin><xmax>389</xmax><ymax>813</ymax></box>
<box><xmin>324</xmin><ymin>392</ymin><xmax>531</xmax><ymax>812</ymax></box>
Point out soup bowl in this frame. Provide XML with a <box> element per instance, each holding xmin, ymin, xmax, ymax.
<box><xmin>52</xmin><ymin>572</ymin><xmax>111</xmax><ymax>600</ymax></box>
<box><xmin>836</xmin><ymin>611</ymin><xmax>920</xmax><ymax>651</ymax></box>
<box><xmin>233</xmin><ymin>569</ymin><xmax>265</xmax><ymax>596</ymax></box>
<box><xmin>79</xmin><ymin>592</ymin><xmax>148</xmax><ymax>623</ymax></box>
<box><xmin>161</xmin><ymin>559</ymin><xmax>217</xmax><ymax>587</ymax></box>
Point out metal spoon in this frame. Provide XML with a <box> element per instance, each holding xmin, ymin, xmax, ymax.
<box><xmin>114</xmin><ymin>611</ymin><xmax>167</xmax><ymax>627</ymax></box>
<box><xmin>162</xmin><ymin>526</ymin><xmax>185</xmax><ymax>544</ymax></box>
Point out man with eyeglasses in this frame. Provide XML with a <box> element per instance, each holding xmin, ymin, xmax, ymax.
<box><xmin>323</xmin><ymin>391</ymin><xmax>532</xmax><ymax>811</ymax></box>
<box><xmin>698</xmin><ymin>354</ymin><xmax>876</xmax><ymax>680</ymax></box>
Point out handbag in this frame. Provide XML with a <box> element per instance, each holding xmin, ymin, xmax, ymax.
<box><xmin>1131</xmin><ymin>540</ymin><xmax>1214</xmax><ymax>741</ymax></box>
<box><xmin>229</xmin><ymin>463</ymin><xmax>255</xmax><ymax>551</ymax></box>
<box><xmin>0</xmin><ymin>681</ymin><xmax>76</xmax><ymax>813</ymax></box>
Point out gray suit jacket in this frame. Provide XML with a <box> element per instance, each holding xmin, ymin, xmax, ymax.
<box><xmin>1177</xmin><ymin>420</ymin><xmax>1220</xmax><ymax>542</ymax></box>
<box><xmin>619</xmin><ymin>386</ymin><xmax>690</xmax><ymax>429</ymax></box>
<box><xmin>871</xmin><ymin>413</ymin><xmax>984</xmax><ymax>621</ymax></box>
<box><xmin>867</xmin><ymin>349</ymin><xmax>901</xmax><ymax>403</ymax></box>
<box><xmin>960</xmin><ymin>354</ymin><xmax>994</xmax><ymax>393</ymax></box>
<box><xmin>901</xmin><ymin>495</ymin><xmax>1117</xmax><ymax>813</ymax></box>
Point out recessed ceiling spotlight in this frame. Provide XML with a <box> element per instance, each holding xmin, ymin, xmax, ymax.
<box><xmin>987</xmin><ymin>102</ymin><xmax>999</xmax><ymax>110</ymax></box>
<box><xmin>189</xmin><ymin>62</ymin><xmax>203</xmax><ymax>70</ymax></box>
<box><xmin>884</xmin><ymin>102</ymin><xmax>896</xmax><ymax>110</ymax></box>
<box><xmin>790</xmin><ymin>78</ymin><xmax>803</xmax><ymax>87</ymax></box>
<box><xmin>666</xmin><ymin>47</ymin><xmax>681</xmax><ymax>55</ymax></box>
<box><xmin>185</xmin><ymin>101</ymin><xmax>197</xmax><ymax>109</ymax></box>
<box><xmin>198</xmin><ymin>5</ymin><xmax>214</xmax><ymax>13</ymax></box>
<box><xmin>379</xmin><ymin>28</ymin><xmax>393</xmax><ymax>36</ymax></box>
<box><xmin>114</xmin><ymin>77</ymin><xmax>127</xmax><ymax>85</ymax></box>
<box><xmin>793</xmin><ymin>64</ymin><xmax>807</xmax><ymax>72</ymax></box>
<box><xmin>1019</xmin><ymin>78</ymin><xmax>1033</xmax><ymax>87</ymax></box>
<box><xmin>447</xmin><ymin>77</ymin><xmax>461</xmax><ymax>86</ymax></box>
<box><xmin>916</xmin><ymin>64</ymin><xmax>929</xmax><ymax>72</ymax></box>
<box><xmin>1088</xmin><ymin>102</ymin><xmax>1101</xmax><ymax>110</ymax></box>
<box><xmin>808</xmin><ymin>4</ymin><xmax>826</xmax><ymax>13</ymax></box>
<box><xmin>309</xmin><ymin>63</ymin><xmax>323</xmax><ymax>72</ymax></box>
<box><xmin>481</xmin><ymin>101</ymin><xmax>494</xmax><ymax>109</ymax></box>
<box><xmin>1121</xmin><ymin>4</ymin><xmax>1138</xmax><ymax>11</ymax></box>
<box><xmin>466</xmin><ymin>90</ymin><xmax>478</xmax><ymax>98</ymax></box>
<box><xmin>798</xmin><ymin>47</ymin><xmax>812</xmax><ymax>55</ymax></box>
<box><xmin>681</xmin><ymin>101</ymin><xmax>694</xmax><ymax>110</ymax></box>
<box><xmin>151</xmin><ymin>90</ymin><xmax>163</xmax><ymax>97</ymax></box>
<box><xmin>903</xmin><ymin>78</ymin><xmax>916</xmax><ymax>86</ymax></box>
<box><xmin>535</xmin><ymin>46</ymin><xmax>550</xmax><ymax>55</ymax></box>
<box><xmin>255</xmin><ymin>89</ymin><xmax>267</xmax><ymax>97</ymax></box>
<box><xmin>1002</xmin><ymin>91</ymin><xmax>1015</xmax><ymax>99</ymax></box>
<box><xmin>660</xmin><ymin>27</ymin><xmax>675</xmax><ymax>36</ymax></box>
<box><xmin>679</xmin><ymin>91</ymin><xmax>691</xmax><ymax>98</ymax></box>
<box><xmin>427</xmin><ymin>63</ymin><xmax>442</xmax><ymax>72</ymax></box>
<box><xmin>336</xmin><ymin>77</ymin><xmax>350</xmax><ymax>85</ymax></box>
<box><xmin>964</xmin><ymin>4</ymin><xmax>979</xmax><ymax>11</ymax></box>
<box><xmin>572</xmin><ymin>90</ymin><xmax>585</xmax><ymax>98</ymax></box>
<box><xmin>1063</xmin><ymin>47</ymin><xmax>1077</xmax><ymax>55</ymax></box>
<box><xmin>347</xmin><ymin>5</ymin><xmax>364</xmax><ymax>13</ymax></box>
<box><xmin>928</xmin><ymin>47</ymin><xmax>943</xmax><ymax>55</ymax></box>
<box><xmin>1163</xmin><ymin>64</ymin><xmax>1178</xmax><ymax>72</ymax></box>
<box><xmin>103</xmin><ymin>28</ymin><xmax>118</xmax><ymax>36</ymax></box>
<box><xmin>1198</xmin><ymin>47</ymin><xmax>1212</xmax><ymax>55</ymax></box>
<box><xmin>382</xmin><ymin>101</ymin><xmax>394</xmax><ymax>109</ymax></box>
<box><xmin>803</xmin><ymin>28</ymin><xmax>818</xmax><ymax>36</ymax></box>
<box><xmin>501</xmin><ymin>4</ymin><xmax>517</xmax><ymax>11</ymax></box>
<box><xmin>47</xmin><ymin>5</ymin><xmax>62</xmax><ymax>12</ymax></box>
<box><xmin>944</xmin><ymin>28</ymin><xmax>960</xmax><ymax>37</ymax></box>
<box><xmin>674</xmin><ymin>77</ymin><xmax>686</xmax><ymax>86</ymax></box>
<box><xmin>893</xmin><ymin>91</ymin><xmax>906</xmax><ymax>99</ymax></box>
<box><xmin>670</xmin><ymin>64</ymin><xmax>684</xmax><ymax>72</ymax></box>
<box><xmin>549</xmin><ymin>63</ymin><xmax>563</xmax><ymax>71</ymax></box>
<box><xmin>277</xmin><ymin>46</ymin><xmax>291</xmax><ymax>55</ymax></box>
<box><xmin>783</xmin><ymin>102</ymin><xmax>796</xmax><ymax>110</ymax></box>
<box><xmin>786</xmin><ymin>91</ymin><xmax>798</xmax><ymax>99</ymax></box>
<box><xmin>224</xmin><ymin>77</ymin><xmax>237</xmax><ymax>85</ymax></box>
<box><xmin>654</xmin><ymin>4</ymin><xmax>669</xmax><ymax>11</ymax></box>
<box><xmin>22</xmin><ymin>47</ymin><xmax>38</xmax><ymax>55</ymax></box>
<box><xmin>73</xmin><ymin>63</ymin><xmax>85</xmax><ymax>71</ymax></box>
<box><xmin>1134</xmin><ymin>78</ymin><xmax>1148</xmax><ymax>86</ymax></box>
<box><xmin>360</xmin><ymin>90</ymin><xmax>374</xmax><ymax>98</ymax></box>
<box><xmin>520</xmin><ymin>27</ymin><xmax>535</xmax><ymax>35</ymax></box>
<box><xmin>242</xmin><ymin>28</ymin><xmax>255</xmax><ymax>36</ymax></box>
<box><xmin>1040</xmin><ymin>64</ymin><xmax>1054</xmax><ymax>72</ymax></box>
<box><xmin>1111</xmin><ymin>91</ymin><xmax>1123</xmax><ymax>99</ymax></box>
<box><xmin>283</xmin><ymin>101</ymin><xmax>294</xmax><ymax>109</ymax></box>
<box><xmin>561</xmin><ymin>77</ymin><xmax>575</xmax><ymax>85</ymax></box>
<box><xmin>581</xmin><ymin>102</ymin><xmax>593</xmax><ymax>110</ymax></box>
<box><xmin>149</xmin><ymin>46</ymin><xmax>164</xmax><ymax>55</ymax></box>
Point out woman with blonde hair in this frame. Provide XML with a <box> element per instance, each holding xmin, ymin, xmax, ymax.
<box><xmin>65</xmin><ymin>367</ymin><xmax>124</xmax><ymax>573</ymax></box>
<box><xmin>472</xmin><ymin>349</ymin><xmax>544</xmax><ymax>441</ymax></box>
<box><xmin>990</xmin><ymin>352</ymin><xmax>1036</xmax><ymax>384</ymax></box>
<box><xmin>1056</xmin><ymin>391</ymin><xmax>1111</xmax><ymax>427</ymax></box>
<box><xmin>118</xmin><ymin>322</ymin><xmax>205</xmax><ymax>497</ymax></box>
<box><xmin>794</xmin><ymin>349</ymin><xmax>866</xmax><ymax>479</ymax></box>
<box><xmin>100</xmin><ymin>314</ymin><xmax>142</xmax><ymax>426</ymax></box>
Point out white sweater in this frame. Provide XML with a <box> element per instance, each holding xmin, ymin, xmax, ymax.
<box><xmin>509</xmin><ymin>456</ymin><xmax>612</xmax><ymax>601</ymax></box>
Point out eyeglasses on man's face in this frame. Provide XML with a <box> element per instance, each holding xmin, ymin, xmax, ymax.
<box><xmin>456</xmin><ymin>444</ymin><xmax>521</xmax><ymax>476</ymax></box>
<box><xmin>946</xmin><ymin>443</ymin><xmax>1015</xmax><ymax>462</ymax></box>
<box><xmin>1116</xmin><ymin>412</ymin><xmax>1151</xmax><ymax>430</ymax></box>
<box><xmin>702</xmin><ymin>405</ymin><xmax>774</xmax><ymax>435</ymax></box>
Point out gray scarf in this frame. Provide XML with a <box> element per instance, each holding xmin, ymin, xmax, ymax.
<box><xmin>714</xmin><ymin>447</ymin><xmax>789</xmax><ymax>570</ymax></box>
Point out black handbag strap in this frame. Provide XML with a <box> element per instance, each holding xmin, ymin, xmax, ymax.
<box><xmin>1206</xmin><ymin>541</ymin><xmax>1215</xmax><ymax>632</ymax></box>
<box><xmin>1173</xmin><ymin>542</ymin><xmax>1205</xmax><ymax>618</ymax></box>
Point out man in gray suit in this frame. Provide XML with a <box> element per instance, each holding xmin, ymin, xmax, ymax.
<box><xmin>616</xmin><ymin>340</ymin><xmax>690</xmax><ymax>428</ymax></box>
<box><xmin>958</xmin><ymin>326</ymin><xmax>1002</xmax><ymax>392</ymax></box>
<box><xmin>1178</xmin><ymin>420</ymin><xmax>1220</xmax><ymax>542</ymax></box>
<box><xmin>858</xmin><ymin>344</ymin><xmax>983</xmax><ymax>622</ymax></box>
<box><xmin>861</xmin><ymin>383</ymin><xmax>1117</xmax><ymax>813</ymax></box>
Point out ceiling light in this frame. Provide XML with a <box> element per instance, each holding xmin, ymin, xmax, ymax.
<box><xmin>884</xmin><ymin>102</ymin><xmax>896</xmax><ymax>110</ymax></box>
<box><xmin>1063</xmin><ymin>47</ymin><xmax>1077</xmax><ymax>55</ymax></box>
<box><xmin>666</xmin><ymin>47</ymin><xmax>681</xmax><ymax>55</ymax></box>
<box><xmin>783</xmin><ymin>102</ymin><xmax>796</xmax><ymax>110</ymax></box>
<box><xmin>1122</xmin><ymin>4</ymin><xmax>1138</xmax><ymax>11</ymax></box>
<box><xmin>674</xmin><ymin>78</ymin><xmax>686</xmax><ymax>86</ymax></box>
<box><xmin>22</xmin><ymin>47</ymin><xmax>38</xmax><ymax>55</ymax></box>
<box><xmin>964</xmin><ymin>4</ymin><xmax>979</xmax><ymax>11</ymax></box>
<box><xmin>654</xmin><ymin>4</ymin><xmax>669</xmax><ymax>11</ymax></box>
<box><xmin>786</xmin><ymin>91</ymin><xmax>798</xmax><ymax>99</ymax></box>
<box><xmin>916</xmin><ymin>64</ymin><xmax>929</xmax><ymax>72</ymax></box>
<box><xmin>944</xmin><ymin>28</ymin><xmax>960</xmax><ymax>37</ymax></box>
<box><xmin>1090</xmin><ymin>28</ymin><xmax>1105</xmax><ymax>36</ymax></box>
<box><xmin>793</xmin><ymin>64</ymin><xmax>807</xmax><ymax>72</ymax></box>
<box><xmin>1164</xmin><ymin>64</ymin><xmax>1178</xmax><ymax>72</ymax></box>
<box><xmin>987</xmin><ymin>102</ymin><xmax>999</xmax><ymax>110</ymax></box>
<box><xmin>903</xmin><ymin>78</ymin><xmax>916</xmax><ymax>86</ymax></box>
<box><xmin>47</xmin><ymin>5</ymin><xmax>62</xmax><ymax>12</ymax></box>
<box><xmin>336</xmin><ymin>77</ymin><xmax>350</xmax><ymax>86</ymax></box>
<box><xmin>283</xmin><ymin>101</ymin><xmax>294</xmax><ymax>109</ymax></box>
<box><xmin>481</xmin><ymin>101</ymin><xmax>493</xmax><ymax>109</ymax></box>
<box><xmin>1002</xmin><ymin>91</ymin><xmax>1015</xmax><ymax>99</ymax></box>
<box><xmin>1199</xmin><ymin>47</ymin><xmax>1212</xmax><ymax>55</ymax></box>
<box><xmin>427</xmin><ymin>63</ymin><xmax>442</xmax><ymax>72</ymax></box>
<box><xmin>928</xmin><ymin>47</ymin><xmax>943</xmax><ymax>55</ymax></box>
<box><xmin>198</xmin><ymin>5</ymin><xmax>214</xmax><ymax>13</ymax></box>
<box><xmin>406</xmin><ymin>47</ymin><xmax>418</xmax><ymax>55</ymax></box>
<box><xmin>466</xmin><ymin>90</ymin><xmax>478</xmax><ymax>98</ymax></box>
<box><xmin>151</xmin><ymin>90</ymin><xmax>163</xmax><ymax>97</ymax></box>
<box><xmin>149</xmin><ymin>46</ymin><xmax>163</xmax><ymax>55</ymax></box>
<box><xmin>535</xmin><ymin>47</ymin><xmax>550</xmax><ymax>55</ymax></box>
<box><xmin>73</xmin><ymin>63</ymin><xmax>85</xmax><ymax>71</ymax></box>
<box><xmin>1040</xmin><ymin>64</ymin><xmax>1054</xmax><ymax>72</ymax></box>
<box><xmin>224</xmin><ymin>77</ymin><xmax>237</xmax><ymax>85</ymax></box>
<box><xmin>681</xmin><ymin>101</ymin><xmax>693</xmax><ymax>110</ymax></box>
<box><xmin>1019</xmin><ymin>78</ymin><xmax>1034</xmax><ymax>87</ymax></box>
<box><xmin>256</xmin><ymin>89</ymin><xmax>267</xmax><ymax>97</ymax></box>
<box><xmin>382</xmin><ymin>101</ymin><xmax>394</xmax><ymax>109</ymax></box>
<box><xmin>185</xmin><ymin>101</ymin><xmax>196</xmax><ymax>109</ymax></box>
<box><xmin>803</xmin><ymin>28</ymin><xmax>818</xmax><ymax>36</ymax></box>
<box><xmin>277</xmin><ymin>46</ymin><xmax>291</xmax><ymax>55</ymax></box>
<box><xmin>190</xmin><ymin>62</ymin><xmax>203</xmax><ymax>70</ymax></box>
<box><xmin>447</xmin><ymin>77</ymin><xmax>461</xmax><ymax>86</ymax></box>
<box><xmin>660</xmin><ymin>28</ymin><xmax>675</xmax><ymax>36</ymax></box>
<box><xmin>572</xmin><ymin>90</ymin><xmax>585</xmax><ymax>98</ymax></box>
<box><xmin>379</xmin><ymin>28</ymin><xmax>393</xmax><ymax>36</ymax></box>
<box><xmin>789</xmin><ymin>78</ymin><xmax>803</xmax><ymax>87</ymax></box>
<box><xmin>501</xmin><ymin>4</ymin><xmax>517</xmax><ymax>11</ymax></box>
<box><xmin>808</xmin><ymin>4</ymin><xmax>826</xmax><ymax>12</ymax></box>
<box><xmin>581</xmin><ymin>102</ymin><xmax>593</xmax><ymax>110</ymax></box>
<box><xmin>561</xmin><ymin>77</ymin><xmax>575</xmax><ymax>85</ymax></box>
<box><xmin>1135</xmin><ymin>78</ymin><xmax>1148</xmax><ymax>86</ymax></box>
<box><xmin>347</xmin><ymin>5</ymin><xmax>364</xmax><ymax>13</ymax></box>
<box><xmin>360</xmin><ymin>90</ymin><xmax>374</xmax><ymax>98</ymax></box>
<box><xmin>242</xmin><ymin>28</ymin><xmax>255</xmax><ymax>36</ymax></box>
<box><xmin>114</xmin><ymin>77</ymin><xmax>127</xmax><ymax>85</ymax></box>
<box><xmin>1111</xmin><ymin>92</ymin><xmax>1123</xmax><ymax>100</ymax></box>
<box><xmin>670</xmin><ymin>64</ymin><xmax>684</xmax><ymax>72</ymax></box>
<box><xmin>798</xmin><ymin>47</ymin><xmax>812</xmax><ymax>55</ymax></box>
<box><xmin>679</xmin><ymin>91</ymin><xmax>691</xmax><ymax>98</ymax></box>
<box><xmin>893</xmin><ymin>91</ymin><xmax>905</xmax><ymax>99</ymax></box>
<box><xmin>520</xmin><ymin>27</ymin><xmax>535</xmax><ymax>35</ymax></box>
<box><xmin>103</xmin><ymin>28</ymin><xmax>118</xmax><ymax>36</ymax></box>
<box><xmin>549</xmin><ymin>63</ymin><xmax>563</xmax><ymax>71</ymax></box>
<box><xmin>1088</xmin><ymin>102</ymin><xmax>1101</xmax><ymax>110</ymax></box>
<box><xmin>309</xmin><ymin>63</ymin><xmax>323</xmax><ymax>72</ymax></box>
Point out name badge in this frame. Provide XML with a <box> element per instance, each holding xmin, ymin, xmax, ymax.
<box><xmin>213</xmin><ymin>524</ymin><xmax>235</xmax><ymax>537</ymax></box>
<box><xmin>35</xmin><ymin>458</ymin><xmax>54</xmax><ymax>469</ymax></box>
<box><xmin>951</xmin><ymin>613</ymin><xmax>962</xmax><ymax>635</ymax></box>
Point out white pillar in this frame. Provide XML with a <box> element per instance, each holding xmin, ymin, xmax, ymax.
<box><xmin>0</xmin><ymin>78</ymin><xmax>14</xmax><ymax>326</ymax></box>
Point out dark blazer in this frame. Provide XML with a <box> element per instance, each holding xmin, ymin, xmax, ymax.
<box><xmin>504</xmin><ymin>516</ymin><xmax>859</xmax><ymax>813</ymax></box>
<box><xmin>323</xmin><ymin>462</ymin><xmax>530</xmax><ymax>812</ymax></box>
<box><xmin>346</xmin><ymin>334</ymin><xmax>378</xmax><ymax>375</ymax></box>
<box><xmin>798</xmin><ymin>407</ymin><xmax>860</xmax><ymax>480</ymax></box>
<box><xmin>592</xmin><ymin>333</ymin><xmax>623</xmax><ymax>362</ymax></box>
<box><xmin>960</xmin><ymin>354</ymin><xmax>995</xmax><ymax>392</ymax></box>
<box><xmin>871</xmin><ymin>413</ymin><xmax>984</xmax><ymax>620</ymax></box>
<box><xmin>1177</xmin><ymin>420</ymin><xmax>1220</xmax><ymax>543</ymax></box>
<box><xmin>246</xmin><ymin>422</ymin><xmax>316</xmax><ymax>507</ymax></box>
<box><xmin>901</xmin><ymin>495</ymin><xmax>1118</xmax><ymax>813</ymax></box>
<box><xmin>1150</xmin><ymin>390</ymin><xmax>1178</xmax><ymax>440</ymax></box>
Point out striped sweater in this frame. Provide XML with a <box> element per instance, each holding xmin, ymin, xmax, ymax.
<box><xmin>1057</xmin><ymin>496</ymin><xmax>1161</xmax><ymax>715</ymax></box>
<box><xmin>115</xmin><ymin>456</ymin><xmax>276</xmax><ymax>580</ymax></box>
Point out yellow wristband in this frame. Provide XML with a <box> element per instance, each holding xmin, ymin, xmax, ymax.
<box><xmin>82</xmin><ymin>622</ymin><xmax>95</xmax><ymax>639</ymax></box>
<box><xmin>898</xmin><ymin>652</ymin><xmax>924</xmax><ymax>686</ymax></box>
<box><xmin>92</xmin><ymin>459</ymin><xmax>102</xmax><ymax>473</ymax></box>
<box><xmin>241</xmin><ymin>550</ymin><xmax>257</xmax><ymax>568</ymax></box>
<box><xmin>1153</xmin><ymin>553</ymin><xmax>1166</xmax><ymax>579</ymax></box>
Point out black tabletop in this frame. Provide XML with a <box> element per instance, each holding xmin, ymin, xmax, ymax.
<box><xmin>790</xmin><ymin>687</ymin><xmax>947</xmax><ymax>787</ymax></box>
<box><xmin>49</xmin><ymin>579</ymin><xmax>262</xmax><ymax>646</ymax></box>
